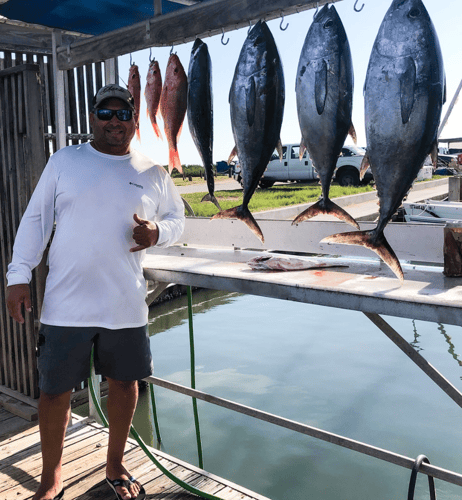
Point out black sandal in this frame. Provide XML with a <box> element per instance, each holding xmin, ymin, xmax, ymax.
<box><xmin>106</xmin><ymin>476</ymin><xmax>146</xmax><ymax>500</ymax></box>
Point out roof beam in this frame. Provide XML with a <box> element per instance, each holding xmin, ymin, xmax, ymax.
<box><xmin>56</xmin><ymin>0</ymin><xmax>340</xmax><ymax>70</ymax></box>
<box><xmin>0</xmin><ymin>19</ymin><xmax>88</xmax><ymax>54</ymax></box>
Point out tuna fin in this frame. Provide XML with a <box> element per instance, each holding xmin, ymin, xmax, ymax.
<box><xmin>430</xmin><ymin>140</ymin><xmax>438</xmax><ymax>167</ymax></box>
<box><xmin>399</xmin><ymin>56</ymin><xmax>416</xmax><ymax>125</ymax></box>
<box><xmin>315</xmin><ymin>59</ymin><xmax>328</xmax><ymax>115</ymax></box>
<box><xmin>321</xmin><ymin>229</ymin><xmax>404</xmax><ymax>283</ymax></box>
<box><xmin>201</xmin><ymin>193</ymin><xmax>222</xmax><ymax>211</ymax></box>
<box><xmin>443</xmin><ymin>72</ymin><xmax>447</xmax><ymax>104</ymax></box>
<box><xmin>276</xmin><ymin>139</ymin><xmax>283</xmax><ymax>161</ymax></box>
<box><xmin>349</xmin><ymin>124</ymin><xmax>357</xmax><ymax>144</ymax></box>
<box><xmin>212</xmin><ymin>205</ymin><xmax>264</xmax><ymax>243</ymax></box>
<box><xmin>292</xmin><ymin>198</ymin><xmax>360</xmax><ymax>229</ymax></box>
<box><xmin>246</xmin><ymin>76</ymin><xmax>257</xmax><ymax>126</ymax></box>
<box><xmin>359</xmin><ymin>154</ymin><xmax>370</xmax><ymax>181</ymax></box>
<box><xmin>227</xmin><ymin>145</ymin><xmax>237</xmax><ymax>165</ymax></box>
<box><xmin>182</xmin><ymin>197</ymin><xmax>195</xmax><ymax>217</ymax></box>
<box><xmin>169</xmin><ymin>148</ymin><xmax>183</xmax><ymax>174</ymax></box>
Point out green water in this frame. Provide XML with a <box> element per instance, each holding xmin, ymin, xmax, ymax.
<box><xmin>132</xmin><ymin>289</ymin><xmax>462</xmax><ymax>500</ymax></box>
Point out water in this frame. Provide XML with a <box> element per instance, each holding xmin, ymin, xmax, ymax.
<box><xmin>131</xmin><ymin>289</ymin><xmax>462</xmax><ymax>500</ymax></box>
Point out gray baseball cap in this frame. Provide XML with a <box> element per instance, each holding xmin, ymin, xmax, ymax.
<box><xmin>92</xmin><ymin>84</ymin><xmax>135</xmax><ymax>110</ymax></box>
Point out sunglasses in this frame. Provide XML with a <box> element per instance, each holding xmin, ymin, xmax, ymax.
<box><xmin>95</xmin><ymin>108</ymin><xmax>133</xmax><ymax>121</ymax></box>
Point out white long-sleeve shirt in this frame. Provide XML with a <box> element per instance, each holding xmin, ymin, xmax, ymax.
<box><xmin>7</xmin><ymin>142</ymin><xmax>185</xmax><ymax>329</ymax></box>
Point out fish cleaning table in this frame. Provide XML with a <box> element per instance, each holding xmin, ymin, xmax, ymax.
<box><xmin>143</xmin><ymin>244</ymin><xmax>462</xmax><ymax>327</ymax></box>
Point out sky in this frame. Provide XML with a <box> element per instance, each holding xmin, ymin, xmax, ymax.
<box><xmin>118</xmin><ymin>0</ymin><xmax>462</xmax><ymax>167</ymax></box>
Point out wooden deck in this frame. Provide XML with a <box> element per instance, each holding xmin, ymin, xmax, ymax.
<box><xmin>0</xmin><ymin>408</ymin><xmax>270</xmax><ymax>500</ymax></box>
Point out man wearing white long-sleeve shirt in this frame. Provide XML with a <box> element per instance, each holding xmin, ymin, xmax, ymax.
<box><xmin>6</xmin><ymin>84</ymin><xmax>185</xmax><ymax>500</ymax></box>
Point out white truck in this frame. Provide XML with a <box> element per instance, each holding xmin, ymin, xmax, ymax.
<box><xmin>233</xmin><ymin>143</ymin><xmax>373</xmax><ymax>188</ymax></box>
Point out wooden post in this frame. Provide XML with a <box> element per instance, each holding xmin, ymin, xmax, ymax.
<box><xmin>448</xmin><ymin>176</ymin><xmax>462</xmax><ymax>202</ymax></box>
<box><xmin>443</xmin><ymin>223</ymin><xmax>462</xmax><ymax>277</ymax></box>
<box><xmin>52</xmin><ymin>31</ymin><xmax>66</xmax><ymax>150</ymax></box>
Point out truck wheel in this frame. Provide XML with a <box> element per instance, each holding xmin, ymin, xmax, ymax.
<box><xmin>337</xmin><ymin>167</ymin><xmax>359</xmax><ymax>187</ymax></box>
<box><xmin>259</xmin><ymin>180</ymin><xmax>274</xmax><ymax>188</ymax></box>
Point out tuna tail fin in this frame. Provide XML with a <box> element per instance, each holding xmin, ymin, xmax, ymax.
<box><xmin>182</xmin><ymin>197</ymin><xmax>195</xmax><ymax>217</ymax></box>
<box><xmin>227</xmin><ymin>145</ymin><xmax>237</xmax><ymax>165</ymax></box>
<box><xmin>292</xmin><ymin>198</ymin><xmax>359</xmax><ymax>229</ymax></box>
<box><xmin>201</xmin><ymin>193</ymin><xmax>222</xmax><ymax>211</ymax></box>
<box><xmin>359</xmin><ymin>154</ymin><xmax>370</xmax><ymax>181</ymax></box>
<box><xmin>321</xmin><ymin>229</ymin><xmax>404</xmax><ymax>283</ymax></box>
<box><xmin>169</xmin><ymin>148</ymin><xmax>183</xmax><ymax>174</ymax></box>
<box><xmin>276</xmin><ymin>139</ymin><xmax>283</xmax><ymax>161</ymax></box>
<box><xmin>212</xmin><ymin>205</ymin><xmax>264</xmax><ymax>243</ymax></box>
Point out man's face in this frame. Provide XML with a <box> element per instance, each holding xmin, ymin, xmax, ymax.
<box><xmin>90</xmin><ymin>97</ymin><xmax>136</xmax><ymax>155</ymax></box>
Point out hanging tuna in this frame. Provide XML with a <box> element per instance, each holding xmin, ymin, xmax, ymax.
<box><xmin>212</xmin><ymin>21</ymin><xmax>285</xmax><ymax>242</ymax></box>
<box><xmin>322</xmin><ymin>0</ymin><xmax>446</xmax><ymax>282</ymax></box>
<box><xmin>187</xmin><ymin>38</ymin><xmax>221</xmax><ymax>210</ymax></box>
<box><xmin>293</xmin><ymin>4</ymin><xmax>359</xmax><ymax>229</ymax></box>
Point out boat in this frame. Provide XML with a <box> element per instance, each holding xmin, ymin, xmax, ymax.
<box><xmin>402</xmin><ymin>199</ymin><xmax>462</xmax><ymax>224</ymax></box>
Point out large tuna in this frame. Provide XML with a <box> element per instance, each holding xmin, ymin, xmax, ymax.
<box><xmin>160</xmin><ymin>53</ymin><xmax>188</xmax><ymax>174</ymax></box>
<box><xmin>323</xmin><ymin>0</ymin><xmax>445</xmax><ymax>282</ymax></box>
<box><xmin>187</xmin><ymin>39</ymin><xmax>221</xmax><ymax>210</ymax></box>
<box><xmin>145</xmin><ymin>59</ymin><xmax>163</xmax><ymax>140</ymax></box>
<box><xmin>293</xmin><ymin>4</ymin><xmax>358</xmax><ymax>229</ymax></box>
<box><xmin>127</xmin><ymin>63</ymin><xmax>141</xmax><ymax>142</ymax></box>
<box><xmin>212</xmin><ymin>21</ymin><xmax>284</xmax><ymax>242</ymax></box>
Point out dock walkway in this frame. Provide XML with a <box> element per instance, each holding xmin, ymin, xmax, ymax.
<box><xmin>1</xmin><ymin>408</ymin><xmax>269</xmax><ymax>500</ymax></box>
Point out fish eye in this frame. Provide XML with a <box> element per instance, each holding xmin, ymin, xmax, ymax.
<box><xmin>408</xmin><ymin>7</ymin><xmax>421</xmax><ymax>18</ymax></box>
<box><xmin>323</xmin><ymin>19</ymin><xmax>334</xmax><ymax>29</ymax></box>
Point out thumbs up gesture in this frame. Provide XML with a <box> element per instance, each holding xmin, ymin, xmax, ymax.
<box><xmin>130</xmin><ymin>213</ymin><xmax>159</xmax><ymax>252</ymax></box>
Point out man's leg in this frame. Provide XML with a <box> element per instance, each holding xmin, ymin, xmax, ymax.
<box><xmin>105</xmin><ymin>377</ymin><xmax>142</xmax><ymax>500</ymax></box>
<box><xmin>34</xmin><ymin>390</ymin><xmax>72</xmax><ymax>500</ymax></box>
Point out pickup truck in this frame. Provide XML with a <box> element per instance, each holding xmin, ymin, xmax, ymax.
<box><xmin>233</xmin><ymin>143</ymin><xmax>373</xmax><ymax>188</ymax></box>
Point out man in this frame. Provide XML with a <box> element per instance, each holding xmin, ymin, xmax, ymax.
<box><xmin>6</xmin><ymin>84</ymin><xmax>185</xmax><ymax>500</ymax></box>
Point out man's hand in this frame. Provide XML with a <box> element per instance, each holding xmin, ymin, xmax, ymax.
<box><xmin>6</xmin><ymin>284</ymin><xmax>32</xmax><ymax>324</ymax></box>
<box><xmin>130</xmin><ymin>213</ymin><xmax>159</xmax><ymax>252</ymax></box>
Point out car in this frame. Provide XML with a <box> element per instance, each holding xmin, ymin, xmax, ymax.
<box><xmin>434</xmin><ymin>167</ymin><xmax>458</xmax><ymax>176</ymax></box>
<box><xmin>250</xmin><ymin>143</ymin><xmax>373</xmax><ymax>188</ymax></box>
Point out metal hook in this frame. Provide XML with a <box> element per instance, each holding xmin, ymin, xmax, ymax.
<box><xmin>129</xmin><ymin>53</ymin><xmax>133</xmax><ymax>66</ymax></box>
<box><xmin>313</xmin><ymin>2</ymin><xmax>319</xmax><ymax>19</ymax></box>
<box><xmin>149</xmin><ymin>47</ymin><xmax>153</xmax><ymax>62</ymax></box>
<box><xmin>354</xmin><ymin>0</ymin><xmax>365</xmax><ymax>12</ymax></box>
<box><xmin>170</xmin><ymin>44</ymin><xmax>174</xmax><ymax>55</ymax></box>
<box><xmin>248</xmin><ymin>21</ymin><xmax>252</xmax><ymax>34</ymax></box>
<box><xmin>279</xmin><ymin>13</ymin><xmax>289</xmax><ymax>31</ymax></box>
<box><xmin>221</xmin><ymin>28</ymin><xmax>229</xmax><ymax>45</ymax></box>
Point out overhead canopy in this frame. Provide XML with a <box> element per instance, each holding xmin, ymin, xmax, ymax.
<box><xmin>0</xmin><ymin>0</ymin><xmax>337</xmax><ymax>69</ymax></box>
<box><xmin>0</xmin><ymin>0</ymin><xmax>192</xmax><ymax>36</ymax></box>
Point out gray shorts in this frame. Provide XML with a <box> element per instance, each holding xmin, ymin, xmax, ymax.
<box><xmin>37</xmin><ymin>323</ymin><xmax>153</xmax><ymax>395</ymax></box>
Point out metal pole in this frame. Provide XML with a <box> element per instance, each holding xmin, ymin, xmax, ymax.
<box><xmin>438</xmin><ymin>77</ymin><xmax>462</xmax><ymax>139</ymax></box>
<box><xmin>363</xmin><ymin>312</ymin><xmax>462</xmax><ymax>410</ymax></box>
<box><xmin>145</xmin><ymin>375</ymin><xmax>462</xmax><ymax>488</ymax></box>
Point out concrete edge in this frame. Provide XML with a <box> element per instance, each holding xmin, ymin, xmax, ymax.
<box><xmin>255</xmin><ymin>177</ymin><xmax>448</xmax><ymax>220</ymax></box>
